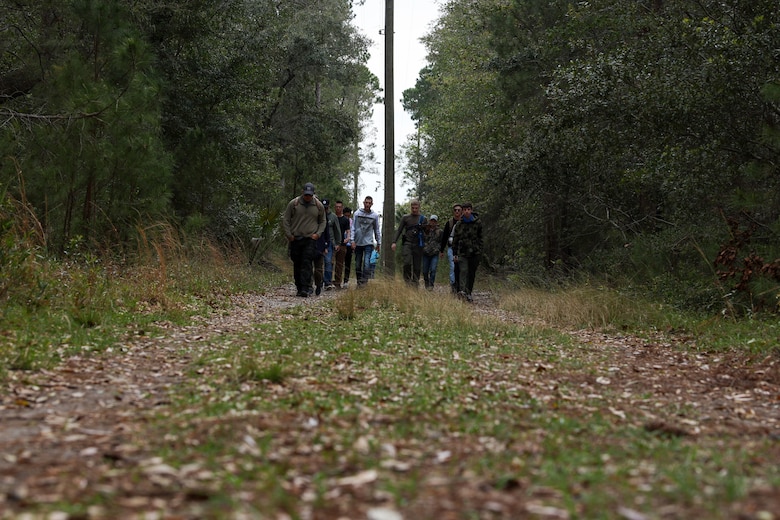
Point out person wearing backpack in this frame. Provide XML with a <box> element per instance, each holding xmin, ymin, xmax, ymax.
<box><xmin>282</xmin><ymin>183</ymin><xmax>326</xmax><ymax>297</ymax></box>
<box><xmin>390</xmin><ymin>199</ymin><xmax>427</xmax><ymax>287</ymax></box>
<box><xmin>422</xmin><ymin>215</ymin><xmax>443</xmax><ymax>290</ymax></box>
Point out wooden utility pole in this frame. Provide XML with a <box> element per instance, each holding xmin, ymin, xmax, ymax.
<box><xmin>382</xmin><ymin>0</ymin><xmax>395</xmax><ymax>276</ymax></box>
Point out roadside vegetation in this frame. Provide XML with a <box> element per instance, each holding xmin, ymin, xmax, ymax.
<box><xmin>0</xmin><ymin>194</ymin><xmax>287</xmax><ymax>379</ymax></box>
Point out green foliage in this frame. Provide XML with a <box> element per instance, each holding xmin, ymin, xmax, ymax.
<box><xmin>407</xmin><ymin>0</ymin><xmax>780</xmax><ymax>312</ymax></box>
<box><xmin>0</xmin><ymin>194</ymin><xmax>286</xmax><ymax>379</ymax></box>
<box><xmin>1</xmin><ymin>0</ymin><xmax>379</xmax><ymax>253</ymax></box>
<box><xmin>1</xmin><ymin>1</ymin><xmax>173</xmax><ymax>252</ymax></box>
<box><xmin>0</xmin><ymin>193</ymin><xmax>49</xmax><ymax>311</ymax></box>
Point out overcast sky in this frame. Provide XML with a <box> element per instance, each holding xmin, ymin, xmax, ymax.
<box><xmin>352</xmin><ymin>0</ymin><xmax>442</xmax><ymax>217</ymax></box>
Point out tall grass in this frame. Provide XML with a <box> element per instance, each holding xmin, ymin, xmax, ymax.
<box><xmin>495</xmin><ymin>282</ymin><xmax>780</xmax><ymax>355</ymax></box>
<box><xmin>497</xmin><ymin>285</ymin><xmax>671</xmax><ymax>330</ymax></box>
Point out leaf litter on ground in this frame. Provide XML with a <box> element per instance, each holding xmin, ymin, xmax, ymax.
<box><xmin>1</xmin><ymin>283</ymin><xmax>779</xmax><ymax>519</ymax></box>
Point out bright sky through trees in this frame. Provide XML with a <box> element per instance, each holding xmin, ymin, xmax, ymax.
<box><xmin>353</xmin><ymin>0</ymin><xmax>442</xmax><ymax>216</ymax></box>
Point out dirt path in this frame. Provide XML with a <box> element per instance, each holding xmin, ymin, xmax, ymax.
<box><xmin>1</xmin><ymin>286</ymin><xmax>779</xmax><ymax>518</ymax></box>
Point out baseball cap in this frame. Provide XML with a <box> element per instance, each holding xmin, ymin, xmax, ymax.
<box><xmin>303</xmin><ymin>183</ymin><xmax>315</xmax><ymax>195</ymax></box>
<box><xmin>429</xmin><ymin>214</ymin><xmax>438</xmax><ymax>221</ymax></box>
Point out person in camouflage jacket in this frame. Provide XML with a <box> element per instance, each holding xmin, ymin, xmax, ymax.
<box><xmin>452</xmin><ymin>202</ymin><xmax>482</xmax><ymax>302</ymax></box>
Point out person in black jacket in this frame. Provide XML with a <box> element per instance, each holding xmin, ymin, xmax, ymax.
<box><xmin>390</xmin><ymin>200</ymin><xmax>427</xmax><ymax>287</ymax></box>
<box><xmin>440</xmin><ymin>203</ymin><xmax>462</xmax><ymax>294</ymax></box>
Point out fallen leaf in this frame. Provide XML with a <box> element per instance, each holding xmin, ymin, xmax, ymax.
<box><xmin>336</xmin><ymin>469</ymin><xmax>378</xmax><ymax>487</ymax></box>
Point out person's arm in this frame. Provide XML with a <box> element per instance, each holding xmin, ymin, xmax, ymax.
<box><xmin>440</xmin><ymin>221</ymin><xmax>450</xmax><ymax>253</ymax></box>
<box><xmin>333</xmin><ymin>216</ymin><xmax>342</xmax><ymax>251</ymax></box>
<box><xmin>282</xmin><ymin>200</ymin><xmax>294</xmax><ymax>241</ymax></box>
<box><xmin>375</xmin><ymin>215</ymin><xmax>382</xmax><ymax>252</ymax></box>
<box><xmin>392</xmin><ymin>216</ymin><xmax>404</xmax><ymax>247</ymax></box>
<box><xmin>314</xmin><ymin>205</ymin><xmax>326</xmax><ymax>239</ymax></box>
<box><xmin>452</xmin><ymin>223</ymin><xmax>460</xmax><ymax>260</ymax></box>
<box><xmin>350</xmin><ymin>215</ymin><xmax>357</xmax><ymax>249</ymax></box>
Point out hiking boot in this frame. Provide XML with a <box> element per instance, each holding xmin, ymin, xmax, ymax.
<box><xmin>315</xmin><ymin>285</ymin><xmax>322</xmax><ymax>296</ymax></box>
<box><xmin>296</xmin><ymin>291</ymin><xmax>309</xmax><ymax>297</ymax></box>
<box><xmin>325</xmin><ymin>284</ymin><xmax>335</xmax><ymax>291</ymax></box>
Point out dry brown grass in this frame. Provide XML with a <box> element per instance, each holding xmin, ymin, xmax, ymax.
<box><xmin>333</xmin><ymin>279</ymin><xmax>503</xmax><ymax>330</ymax></box>
<box><xmin>497</xmin><ymin>285</ymin><xmax>661</xmax><ymax>330</ymax></box>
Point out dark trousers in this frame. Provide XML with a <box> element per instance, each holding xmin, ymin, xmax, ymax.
<box><xmin>289</xmin><ymin>238</ymin><xmax>316</xmax><ymax>293</ymax></box>
<box><xmin>334</xmin><ymin>245</ymin><xmax>347</xmax><ymax>286</ymax></box>
<box><xmin>314</xmin><ymin>252</ymin><xmax>325</xmax><ymax>290</ymax></box>
<box><xmin>344</xmin><ymin>247</ymin><xmax>353</xmax><ymax>283</ymax></box>
<box><xmin>457</xmin><ymin>254</ymin><xmax>480</xmax><ymax>295</ymax></box>
<box><xmin>401</xmin><ymin>243</ymin><xmax>423</xmax><ymax>286</ymax></box>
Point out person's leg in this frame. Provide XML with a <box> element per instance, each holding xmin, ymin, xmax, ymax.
<box><xmin>344</xmin><ymin>248</ymin><xmax>353</xmax><ymax>285</ymax></box>
<box><xmin>361</xmin><ymin>245</ymin><xmax>375</xmax><ymax>284</ymax></box>
<box><xmin>324</xmin><ymin>247</ymin><xmax>334</xmax><ymax>286</ymax></box>
<box><xmin>300</xmin><ymin>239</ymin><xmax>316</xmax><ymax>294</ymax></box>
<box><xmin>429</xmin><ymin>254</ymin><xmax>439</xmax><ymax>287</ymax></box>
<box><xmin>401</xmin><ymin>243</ymin><xmax>413</xmax><ymax>284</ymax></box>
<box><xmin>334</xmin><ymin>247</ymin><xmax>345</xmax><ymax>287</ymax></box>
<box><xmin>467</xmin><ymin>254</ymin><xmax>480</xmax><ymax>297</ymax></box>
<box><xmin>457</xmin><ymin>256</ymin><xmax>469</xmax><ymax>295</ymax></box>
<box><xmin>290</xmin><ymin>240</ymin><xmax>305</xmax><ymax>294</ymax></box>
<box><xmin>422</xmin><ymin>255</ymin><xmax>431</xmax><ymax>287</ymax></box>
<box><xmin>454</xmin><ymin>254</ymin><xmax>461</xmax><ymax>294</ymax></box>
<box><xmin>314</xmin><ymin>254</ymin><xmax>324</xmax><ymax>295</ymax></box>
<box><xmin>354</xmin><ymin>246</ymin><xmax>365</xmax><ymax>285</ymax></box>
<box><xmin>447</xmin><ymin>247</ymin><xmax>456</xmax><ymax>292</ymax></box>
<box><xmin>411</xmin><ymin>247</ymin><xmax>423</xmax><ymax>284</ymax></box>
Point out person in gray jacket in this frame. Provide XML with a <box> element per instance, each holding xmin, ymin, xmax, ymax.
<box><xmin>350</xmin><ymin>196</ymin><xmax>381</xmax><ymax>286</ymax></box>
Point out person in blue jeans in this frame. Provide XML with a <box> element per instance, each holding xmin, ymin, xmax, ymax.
<box><xmin>369</xmin><ymin>249</ymin><xmax>379</xmax><ymax>278</ymax></box>
<box><xmin>422</xmin><ymin>215</ymin><xmax>443</xmax><ymax>290</ymax></box>
<box><xmin>350</xmin><ymin>196</ymin><xmax>381</xmax><ymax>286</ymax></box>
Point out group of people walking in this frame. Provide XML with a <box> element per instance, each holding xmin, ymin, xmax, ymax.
<box><xmin>282</xmin><ymin>183</ymin><xmax>381</xmax><ymax>297</ymax></box>
<box><xmin>282</xmin><ymin>184</ymin><xmax>482</xmax><ymax>302</ymax></box>
<box><xmin>389</xmin><ymin>200</ymin><xmax>483</xmax><ymax>302</ymax></box>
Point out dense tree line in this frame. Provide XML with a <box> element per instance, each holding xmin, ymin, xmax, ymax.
<box><xmin>403</xmin><ymin>0</ymin><xmax>780</xmax><ymax>311</ymax></box>
<box><xmin>1</xmin><ymin>0</ymin><xmax>378</xmax><ymax>252</ymax></box>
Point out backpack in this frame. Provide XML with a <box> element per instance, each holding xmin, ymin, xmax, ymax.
<box><xmin>293</xmin><ymin>195</ymin><xmax>324</xmax><ymax>213</ymax></box>
<box><xmin>423</xmin><ymin>227</ymin><xmax>440</xmax><ymax>256</ymax></box>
